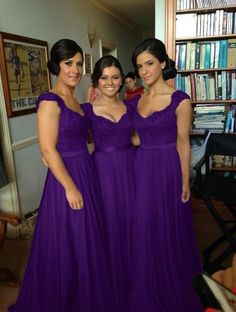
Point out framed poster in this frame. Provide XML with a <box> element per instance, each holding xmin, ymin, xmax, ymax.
<box><xmin>0</xmin><ymin>32</ymin><xmax>51</xmax><ymax>117</ymax></box>
<box><xmin>83</xmin><ymin>53</ymin><xmax>93</xmax><ymax>75</ymax></box>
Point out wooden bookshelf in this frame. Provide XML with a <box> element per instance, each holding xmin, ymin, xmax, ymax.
<box><xmin>165</xmin><ymin>0</ymin><xmax>236</xmax><ymax>135</ymax></box>
<box><xmin>176</xmin><ymin>34</ymin><xmax>236</xmax><ymax>41</ymax></box>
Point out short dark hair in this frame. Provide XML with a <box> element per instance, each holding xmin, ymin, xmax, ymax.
<box><xmin>125</xmin><ymin>71</ymin><xmax>136</xmax><ymax>80</ymax></box>
<box><xmin>132</xmin><ymin>37</ymin><xmax>177</xmax><ymax>81</ymax></box>
<box><xmin>47</xmin><ymin>39</ymin><xmax>83</xmax><ymax>76</ymax></box>
<box><xmin>91</xmin><ymin>55</ymin><xmax>124</xmax><ymax>91</ymax></box>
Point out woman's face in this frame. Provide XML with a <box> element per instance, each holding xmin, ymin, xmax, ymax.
<box><xmin>97</xmin><ymin>66</ymin><xmax>122</xmax><ymax>97</ymax></box>
<box><xmin>125</xmin><ymin>77</ymin><xmax>136</xmax><ymax>90</ymax></box>
<box><xmin>58</xmin><ymin>52</ymin><xmax>83</xmax><ymax>87</ymax></box>
<box><xmin>136</xmin><ymin>51</ymin><xmax>164</xmax><ymax>86</ymax></box>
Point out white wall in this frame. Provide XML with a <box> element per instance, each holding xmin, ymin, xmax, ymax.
<box><xmin>0</xmin><ymin>0</ymin><xmax>142</xmax><ymax>217</ymax></box>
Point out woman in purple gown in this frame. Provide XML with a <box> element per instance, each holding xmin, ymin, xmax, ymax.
<box><xmin>8</xmin><ymin>39</ymin><xmax>114</xmax><ymax>312</ymax></box>
<box><xmin>126</xmin><ymin>38</ymin><xmax>203</xmax><ymax>311</ymax></box>
<box><xmin>83</xmin><ymin>55</ymin><xmax>135</xmax><ymax>312</ymax></box>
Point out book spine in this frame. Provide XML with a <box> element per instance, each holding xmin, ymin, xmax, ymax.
<box><xmin>195</xmin><ymin>42</ymin><xmax>200</xmax><ymax>69</ymax></box>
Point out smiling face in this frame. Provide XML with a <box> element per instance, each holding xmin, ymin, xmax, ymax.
<box><xmin>136</xmin><ymin>51</ymin><xmax>165</xmax><ymax>87</ymax></box>
<box><xmin>57</xmin><ymin>52</ymin><xmax>83</xmax><ymax>88</ymax></box>
<box><xmin>97</xmin><ymin>66</ymin><xmax>122</xmax><ymax>97</ymax></box>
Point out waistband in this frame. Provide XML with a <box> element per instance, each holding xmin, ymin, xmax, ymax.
<box><xmin>95</xmin><ymin>144</ymin><xmax>133</xmax><ymax>153</ymax></box>
<box><xmin>60</xmin><ymin>149</ymin><xmax>88</xmax><ymax>158</ymax></box>
<box><xmin>140</xmin><ymin>142</ymin><xmax>176</xmax><ymax>150</ymax></box>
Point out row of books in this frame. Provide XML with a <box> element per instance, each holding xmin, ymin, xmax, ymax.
<box><xmin>177</xmin><ymin>0</ymin><xmax>236</xmax><ymax>11</ymax></box>
<box><xmin>224</xmin><ymin>105</ymin><xmax>236</xmax><ymax>133</ymax></box>
<box><xmin>192</xmin><ymin>103</ymin><xmax>225</xmax><ymax>133</ymax></box>
<box><xmin>176</xmin><ymin>72</ymin><xmax>236</xmax><ymax>101</ymax></box>
<box><xmin>176</xmin><ymin>39</ymin><xmax>236</xmax><ymax>70</ymax></box>
<box><xmin>176</xmin><ymin>11</ymin><xmax>236</xmax><ymax>38</ymax></box>
<box><xmin>213</xmin><ymin>155</ymin><xmax>236</xmax><ymax>169</ymax></box>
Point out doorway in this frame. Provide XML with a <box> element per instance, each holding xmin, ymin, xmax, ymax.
<box><xmin>98</xmin><ymin>39</ymin><xmax>117</xmax><ymax>57</ymax></box>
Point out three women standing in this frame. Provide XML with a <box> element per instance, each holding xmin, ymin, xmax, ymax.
<box><xmin>9</xmin><ymin>37</ymin><xmax>203</xmax><ymax>312</ymax></box>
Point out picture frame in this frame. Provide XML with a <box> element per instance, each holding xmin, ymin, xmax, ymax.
<box><xmin>83</xmin><ymin>53</ymin><xmax>93</xmax><ymax>75</ymax></box>
<box><xmin>0</xmin><ymin>32</ymin><xmax>51</xmax><ymax>118</ymax></box>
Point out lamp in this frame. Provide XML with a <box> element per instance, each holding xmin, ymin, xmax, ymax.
<box><xmin>87</xmin><ymin>30</ymin><xmax>96</xmax><ymax>49</ymax></box>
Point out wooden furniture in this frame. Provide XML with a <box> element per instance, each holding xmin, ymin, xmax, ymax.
<box><xmin>165</xmin><ymin>0</ymin><xmax>236</xmax><ymax>135</ymax></box>
<box><xmin>0</xmin><ymin>212</ymin><xmax>21</xmax><ymax>287</ymax></box>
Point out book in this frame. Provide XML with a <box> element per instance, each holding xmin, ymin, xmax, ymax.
<box><xmin>218</xmin><ymin>40</ymin><xmax>228</xmax><ymax>68</ymax></box>
<box><xmin>176</xmin><ymin>13</ymin><xmax>197</xmax><ymax>38</ymax></box>
<box><xmin>217</xmin><ymin>72</ymin><xmax>222</xmax><ymax>100</ymax></box>
<box><xmin>204</xmin><ymin>42</ymin><xmax>211</xmax><ymax>69</ymax></box>
<box><xmin>225</xmin><ymin>110</ymin><xmax>232</xmax><ymax>133</ymax></box>
<box><xmin>214</xmin><ymin>40</ymin><xmax>220</xmax><ymax>68</ymax></box>
<box><xmin>195</xmin><ymin>42</ymin><xmax>201</xmax><ymax>69</ymax></box>
<box><xmin>189</xmin><ymin>42</ymin><xmax>196</xmax><ymax>69</ymax></box>
<box><xmin>185</xmin><ymin>42</ymin><xmax>192</xmax><ymax>70</ymax></box>
<box><xmin>221</xmin><ymin>71</ymin><xmax>227</xmax><ymax>101</ymax></box>
<box><xmin>231</xmin><ymin>73</ymin><xmax>236</xmax><ymax>100</ymax></box>
<box><xmin>227</xmin><ymin>39</ymin><xmax>236</xmax><ymax>68</ymax></box>
<box><xmin>178</xmin><ymin>44</ymin><xmax>187</xmax><ymax>70</ymax></box>
<box><xmin>199</xmin><ymin>42</ymin><xmax>206</xmax><ymax>69</ymax></box>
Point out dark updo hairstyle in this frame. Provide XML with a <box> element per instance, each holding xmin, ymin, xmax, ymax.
<box><xmin>132</xmin><ymin>37</ymin><xmax>177</xmax><ymax>81</ymax></box>
<box><xmin>125</xmin><ymin>71</ymin><xmax>136</xmax><ymax>80</ymax></box>
<box><xmin>91</xmin><ymin>55</ymin><xmax>124</xmax><ymax>92</ymax></box>
<box><xmin>47</xmin><ymin>39</ymin><xmax>83</xmax><ymax>76</ymax></box>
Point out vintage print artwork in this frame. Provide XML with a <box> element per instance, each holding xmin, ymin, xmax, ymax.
<box><xmin>0</xmin><ymin>32</ymin><xmax>51</xmax><ymax>117</ymax></box>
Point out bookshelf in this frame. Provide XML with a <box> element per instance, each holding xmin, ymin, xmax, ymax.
<box><xmin>165</xmin><ymin>0</ymin><xmax>236</xmax><ymax>136</ymax></box>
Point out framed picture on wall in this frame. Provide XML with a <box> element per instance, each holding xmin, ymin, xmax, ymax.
<box><xmin>0</xmin><ymin>32</ymin><xmax>51</xmax><ymax>118</ymax></box>
<box><xmin>83</xmin><ymin>53</ymin><xmax>93</xmax><ymax>75</ymax></box>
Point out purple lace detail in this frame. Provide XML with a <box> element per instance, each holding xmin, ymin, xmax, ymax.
<box><xmin>82</xmin><ymin>102</ymin><xmax>134</xmax><ymax>150</ymax></box>
<box><xmin>36</xmin><ymin>92</ymin><xmax>89</xmax><ymax>154</ymax></box>
<box><xmin>133</xmin><ymin>90</ymin><xmax>190</xmax><ymax>146</ymax></box>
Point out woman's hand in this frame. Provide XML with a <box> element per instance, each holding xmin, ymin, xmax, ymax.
<box><xmin>181</xmin><ymin>183</ymin><xmax>190</xmax><ymax>203</ymax></box>
<box><xmin>65</xmin><ymin>185</ymin><xmax>84</xmax><ymax>210</ymax></box>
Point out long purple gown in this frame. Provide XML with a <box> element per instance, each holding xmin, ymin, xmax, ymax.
<box><xmin>8</xmin><ymin>92</ymin><xmax>114</xmax><ymax>312</ymax></box>
<box><xmin>82</xmin><ymin>102</ymin><xmax>135</xmax><ymax>311</ymax></box>
<box><xmin>126</xmin><ymin>90</ymin><xmax>203</xmax><ymax>311</ymax></box>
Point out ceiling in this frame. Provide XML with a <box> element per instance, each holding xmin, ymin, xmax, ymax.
<box><xmin>91</xmin><ymin>0</ymin><xmax>155</xmax><ymax>35</ymax></box>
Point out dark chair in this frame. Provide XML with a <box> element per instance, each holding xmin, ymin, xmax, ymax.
<box><xmin>192</xmin><ymin>133</ymin><xmax>236</xmax><ymax>274</ymax></box>
<box><xmin>0</xmin><ymin>212</ymin><xmax>21</xmax><ymax>287</ymax></box>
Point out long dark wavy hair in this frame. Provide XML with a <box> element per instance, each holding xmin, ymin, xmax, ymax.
<box><xmin>132</xmin><ymin>37</ymin><xmax>177</xmax><ymax>81</ymax></box>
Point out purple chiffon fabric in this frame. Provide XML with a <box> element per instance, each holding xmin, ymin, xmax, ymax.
<box><xmin>82</xmin><ymin>102</ymin><xmax>136</xmax><ymax>312</ymax></box>
<box><xmin>8</xmin><ymin>92</ymin><xmax>114</xmax><ymax>312</ymax></box>
<box><xmin>126</xmin><ymin>91</ymin><xmax>203</xmax><ymax>312</ymax></box>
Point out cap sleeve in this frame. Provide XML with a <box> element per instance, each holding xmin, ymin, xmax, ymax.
<box><xmin>36</xmin><ymin>92</ymin><xmax>64</xmax><ymax>111</ymax></box>
<box><xmin>171</xmin><ymin>90</ymin><xmax>191</xmax><ymax>111</ymax></box>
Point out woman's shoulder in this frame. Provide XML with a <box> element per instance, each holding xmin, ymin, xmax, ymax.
<box><xmin>36</xmin><ymin>91</ymin><xmax>64</xmax><ymax>110</ymax></box>
<box><xmin>172</xmin><ymin>90</ymin><xmax>190</xmax><ymax>102</ymax></box>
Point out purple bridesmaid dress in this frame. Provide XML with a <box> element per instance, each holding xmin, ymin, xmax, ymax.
<box><xmin>82</xmin><ymin>102</ymin><xmax>136</xmax><ymax>312</ymax></box>
<box><xmin>8</xmin><ymin>92</ymin><xmax>115</xmax><ymax>312</ymax></box>
<box><xmin>126</xmin><ymin>91</ymin><xmax>203</xmax><ymax>312</ymax></box>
